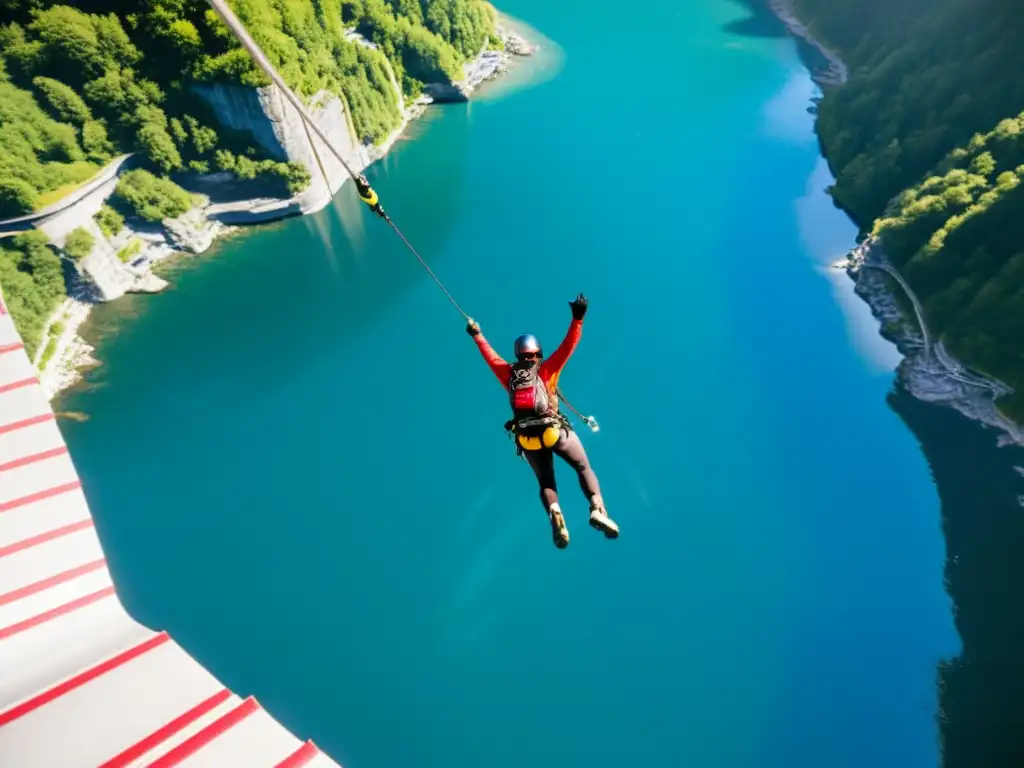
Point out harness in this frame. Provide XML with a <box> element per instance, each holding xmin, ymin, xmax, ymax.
<box><xmin>504</xmin><ymin>361</ymin><xmax>571</xmax><ymax>455</ymax></box>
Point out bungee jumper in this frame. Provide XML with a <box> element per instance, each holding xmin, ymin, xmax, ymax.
<box><xmin>203</xmin><ymin>0</ymin><xmax>613</xmax><ymax>552</ymax></box>
<box><xmin>467</xmin><ymin>294</ymin><xmax>619</xmax><ymax>549</ymax></box>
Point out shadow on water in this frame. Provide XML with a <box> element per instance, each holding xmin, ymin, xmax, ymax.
<box><xmin>888</xmin><ymin>387</ymin><xmax>1024</xmax><ymax>768</ymax></box>
<box><xmin>722</xmin><ymin>0</ymin><xmax>789</xmax><ymax>38</ymax></box>
<box><xmin>723</xmin><ymin>0</ymin><xmax>836</xmax><ymax>87</ymax></box>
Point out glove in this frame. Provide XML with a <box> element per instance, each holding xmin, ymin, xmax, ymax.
<box><xmin>569</xmin><ymin>293</ymin><xmax>588</xmax><ymax>320</ymax></box>
<box><xmin>466</xmin><ymin>319</ymin><xmax>481</xmax><ymax>336</ymax></box>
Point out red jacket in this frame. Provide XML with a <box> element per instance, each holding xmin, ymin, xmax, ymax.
<box><xmin>472</xmin><ymin>319</ymin><xmax>583</xmax><ymax>407</ymax></box>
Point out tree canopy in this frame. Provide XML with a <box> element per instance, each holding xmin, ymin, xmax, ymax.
<box><xmin>794</xmin><ymin>0</ymin><xmax>1024</xmax><ymax>419</ymax></box>
<box><xmin>0</xmin><ymin>0</ymin><xmax>493</xmax><ymax>355</ymax></box>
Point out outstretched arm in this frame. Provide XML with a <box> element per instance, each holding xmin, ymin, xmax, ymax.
<box><xmin>467</xmin><ymin>320</ymin><xmax>511</xmax><ymax>385</ymax></box>
<box><xmin>541</xmin><ymin>293</ymin><xmax>588</xmax><ymax>379</ymax></box>
<box><xmin>542</xmin><ymin>318</ymin><xmax>582</xmax><ymax>377</ymax></box>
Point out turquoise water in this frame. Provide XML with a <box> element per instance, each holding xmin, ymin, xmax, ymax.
<box><xmin>61</xmin><ymin>1</ymin><xmax>959</xmax><ymax>765</ymax></box>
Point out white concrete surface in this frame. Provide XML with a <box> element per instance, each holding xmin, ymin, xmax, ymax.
<box><xmin>0</xmin><ymin>296</ymin><xmax>337</xmax><ymax>767</ymax></box>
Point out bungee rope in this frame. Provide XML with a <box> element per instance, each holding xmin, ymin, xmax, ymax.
<box><xmin>205</xmin><ymin>0</ymin><xmax>598</xmax><ymax>432</ymax></box>
<box><xmin>206</xmin><ymin>0</ymin><xmax>470</xmax><ymax>319</ymax></box>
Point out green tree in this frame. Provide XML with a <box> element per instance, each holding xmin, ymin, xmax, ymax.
<box><xmin>81</xmin><ymin>120</ymin><xmax>114</xmax><ymax>162</ymax></box>
<box><xmin>0</xmin><ymin>230</ymin><xmax>66</xmax><ymax>357</ymax></box>
<box><xmin>62</xmin><ymin>226</ymin><xmax>94</xmax><ymax>260</ymax></box>
<box><xmin>0</xmin><ymin>177</ymin><xmax>39</xmax><ymax>216</ymax></box>
<box><xmin>94</xmin><ymin>204</ymin><xmax>124</xmax><ymax>237</ymax></box>
<box><xmin>31</xmin><ymin>76</ymin><xmax>92</xmax><ymax>125</ymax></box>
<box><xmin>113</xmin><ymin>168</ymin><xmax>191</xmax><ymax>221</ymax></box>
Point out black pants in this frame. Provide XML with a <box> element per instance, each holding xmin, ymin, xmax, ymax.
<box><xmin>524</xmin><ymin>429</ymin><xmax>602</xmax><ymax>511</ymax></box>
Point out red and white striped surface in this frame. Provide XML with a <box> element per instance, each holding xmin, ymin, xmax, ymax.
<box><xmin>0</xmin><ymin>300</ymin><xmax>338</xmax><ymax>767</ymax></box>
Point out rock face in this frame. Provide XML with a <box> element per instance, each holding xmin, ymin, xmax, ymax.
<box><xmin>164</xmin><ymin>206</ymin><xmax>227</xmax><ymax>254</ymax></box>
<box><xmin>193</xmin><ymin>84</ymin><xmax>372</xmax><ymax>215</ymax></box>
<box><xmin>845</xmin><ymin>238</ymin><xmax>1024</xmax><ymax>446</ymax></box>
<box><xmin>503</xmin><ymin>31</ymin><xmax>536</xmax><ymax>56</ymax></box>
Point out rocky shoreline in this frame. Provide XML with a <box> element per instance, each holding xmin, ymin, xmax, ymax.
<box><xmin>768</xmin><ymin>0</ymin><xmax>1024</xmax><ymax>447</ymax></box>
<box><xmin>767</xmin><ymin>0</ymin><xmax>848</xmax><ymax>87</ymax></box>
<box><xmin>839</xmin><ymin>241</ymin><xmax>1024</xmax><ymax>447</ymax></box>
<box><xmin>38</xmin><ymin>21</ymin><xmax>536</xmax><ymax>401</ymax></box>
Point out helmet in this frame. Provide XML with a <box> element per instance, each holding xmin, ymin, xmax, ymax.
<box><xmin>514</xmin><ymin>334</ymin><xmax>542</xmax><ymax>359</ymax></box>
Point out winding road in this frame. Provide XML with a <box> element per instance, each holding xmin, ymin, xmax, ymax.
<box><xmin>861</xmin><ymin>259</ymin><xmax>1008</xmax><ymax>395</ymax></box>
<box><xmin>0</xmin><ymin>154</ymin><xmax>136</xmax><ymax>239</ymax></box>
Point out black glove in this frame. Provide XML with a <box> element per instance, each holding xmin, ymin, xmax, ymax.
<box><xmin>569</xmin><ymin>293</ymin><xmax>588</xmax><ymax>320</ymax></box>
<box><xmin>466</xmin><ymin>319</ymin><xmax>481</xmax><ymax>336</ymax></box>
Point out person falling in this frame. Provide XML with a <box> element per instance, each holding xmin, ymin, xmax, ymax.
<box><xmin>466</xmin><ymin>293</ymin><xmax>620</xmax><ymax>549</ymax></box>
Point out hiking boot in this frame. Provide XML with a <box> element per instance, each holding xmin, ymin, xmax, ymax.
<box><xmin>548</xmin><ymin>506</ymin><xmax>570</xmax><ymax>549</ymax></box>
<box><xmin>589</xmin><ymin>499</ymin><xmax>619</xmax><ymax>539</ymax></box>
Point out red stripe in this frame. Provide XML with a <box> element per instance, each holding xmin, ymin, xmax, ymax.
<box><xmin>0</xmin><ymin>412</ymin><xmax>54</xmax><ymax>435</ymax></box>
<box><xmin>0</xmin><ymin>558</ymin><xmax>106</xmax><ymax>608</ymax></box>
<box><xmin>0</xmin><ymin>445</ymin><xmax>68</xmax><ymax>472</ymax></box>
<box><xmin>0</xmin><ymin>480</ymin><xmax>81</xmax><ymax>514</ymax></box>
<box><xmin>98</xmin><ymin>688</ymin><xmax>233</xmax><ymax>768</ymax></box>
<box><xmin>276</xmin><ymin>741</ymin><xmax>321</xmax><ymax>767</ymax></box>
<box><xmin>0</xmin><ymin>585</ymin><xmax>115</xmax><ymax>641</ymax></box>
<box><xmin>0</xmin><ymin>377</ymin><xmax>36</xmax><ymax>394</ymax></box>
<box><xmin>147</xmin><ymin>698</ymin><xmax>261</xmax><ymax>767</ymax></box>
<box><xmin>0</xmin><ymin>632</ymin><xmax>169</xmax><ymax>726</ymax></box>
<box><xmin>0</xmin><ymin>342</ymin><xmax>25</xmax><ymax>356</ymax></box>
<box><xmin>0</xmin><ymin>519</ymin><xmax>93</xmax><ymax>560</ymax></box>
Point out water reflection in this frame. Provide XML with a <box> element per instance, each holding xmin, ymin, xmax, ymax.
<box><xmin>889</xmin><ymin>387</ymin><xmax>1024</xmax><ymax>768</ymax></box>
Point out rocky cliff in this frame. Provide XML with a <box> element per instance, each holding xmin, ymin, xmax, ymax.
<box><xmin>194</xmin><ymin>84</ymin><xmax>372</xmax><ymax>218</ymax></box>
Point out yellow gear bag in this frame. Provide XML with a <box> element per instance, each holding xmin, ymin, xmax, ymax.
<box><xmin>517</xmin><ymin>426</ymin><xmax>561</xmax><ymax>451</ymax></box>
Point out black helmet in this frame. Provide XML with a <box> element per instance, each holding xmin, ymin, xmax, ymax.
<box><xmin>514</xmin><ymin>334</ymin><xmax>542</xmax><ymax>359</ymax></box>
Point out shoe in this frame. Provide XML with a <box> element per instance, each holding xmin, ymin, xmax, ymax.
<box><xmin>548</xmin><ymin>506</ymin><xmax>570</xmax><ymax>549</ymax></box>
<box><xmin>589</xmin><ymin>500</ymin><xmax>619</xmax><ymax>539</ymax></box>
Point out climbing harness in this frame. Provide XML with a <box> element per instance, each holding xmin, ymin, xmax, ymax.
<box><xmin>506</xmin><ymin>411</ymin><xmax>572</xmax><ymax>457</ymax></box>
<box><xmin>506</xmin><ymin>360</ymin><xmax>560</xmax><ymax>452</ymax></box>
<box><xmin>205</xmin><ymin>0</ymin><xmax>599</xmax><ymax>432</ymax></box>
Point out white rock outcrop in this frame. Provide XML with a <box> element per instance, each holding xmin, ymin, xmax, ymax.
<box><xmin>194</xmin><ymin>84</ymin><xmax>372</xmax><ymax>216</ymax></box>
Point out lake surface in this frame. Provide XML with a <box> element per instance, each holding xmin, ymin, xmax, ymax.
<box><xmin>60</xmin><ymin>1</ymin><xmax>962</xmax><ymax>765</ymax></box>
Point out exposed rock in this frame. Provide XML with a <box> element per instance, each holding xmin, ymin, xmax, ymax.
<box><xmin>127</xmin><ymin>273</ymin><xmax>169</xmax><ymax>294</ymax></box>
<box><xmin>503</xmin><ymin>31</ymin><xmax>536</xmax><ymax>56</ymax></box>
<box><xmin>163</xmin><ymin>204</ymin><xmax>228</xmax><ymax>254</ymax></box>
<box><xmin>193</xmin><ymin>84</ymin><xmax>371</xmax><ymax>215</ymax></box>
<box><xmin>844</xmin><ymin>238</ymin><xmax>1024</xmax><ymax>446</ymax></box>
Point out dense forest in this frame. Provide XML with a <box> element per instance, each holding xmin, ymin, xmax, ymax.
<box><xmin>792</xmin><ymin>0</ymin><xmax>1024</xmax><ymax>419</ymax></box>
<box><xmin>0</xmin><ymin>0</ymin><xmax>495</xmax><ymax>359</ymax></box>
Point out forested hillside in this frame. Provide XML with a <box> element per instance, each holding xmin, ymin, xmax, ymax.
<box><xmin>0</xmin><ymin>0</ymin><xmax>495</xmax><ymax>358</ymax></box>
<box><xmin>792</xmin><ymin>0</ymin><xmax>1024</xmax><ymax>419</ymax></box>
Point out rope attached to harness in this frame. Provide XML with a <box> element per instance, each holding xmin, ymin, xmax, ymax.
<box><xmin>206</xmin><ymin>0</ymin><xmax>597</xmax><ymax>425</ymax></box>
<box><xmin>207</xmin><ymin>0</ymin><xmax>468</xmax><ymax>320</ymax></box>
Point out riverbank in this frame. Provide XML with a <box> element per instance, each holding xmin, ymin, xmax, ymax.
<box><xmin>839</xmin><ymin>240</ymin><xmax>1024</xmax><ymax>446</ymax></box>
<box><xmin>766</xmin><ymin>0</ymin><xmax>848</xmax><ymax>86</ymax></box>
<box><xmin>38</xmin><ymin>19</ymin><xmax>538</xmax><ymax>401</ymax></box>
<box><xmin>768</xmin><ymin>0</ymin><xmax>1024</xmax><ymax>447</ymax></box>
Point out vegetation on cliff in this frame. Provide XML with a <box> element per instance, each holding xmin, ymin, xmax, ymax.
<box><xmin>0</xmin><ymin>0</ymin><xmax>495</xmax><ymax>220</ymax></box>
<box><xmin>0</xmin><ymin>3</ymin><xmax>312</xmax><ymax>218</ymax></box>
<box><xmin>0</xmin><ymin>231</ymin><xmax>66</xmax><ymax>358</ymax></box>
<box><xmin>792</xmin><ymin>0</ymin><xmax>1024</xmax><ymax>419</ymax></box>
<box><xmin>63</xmin><ymin>227</ymin><xmax>96</xmax><ymax>260</ymax></box>
<box><xmin>0</xmin><ymin>0</ymin><xmax>494</xmax><ymax>357</ymax></box>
